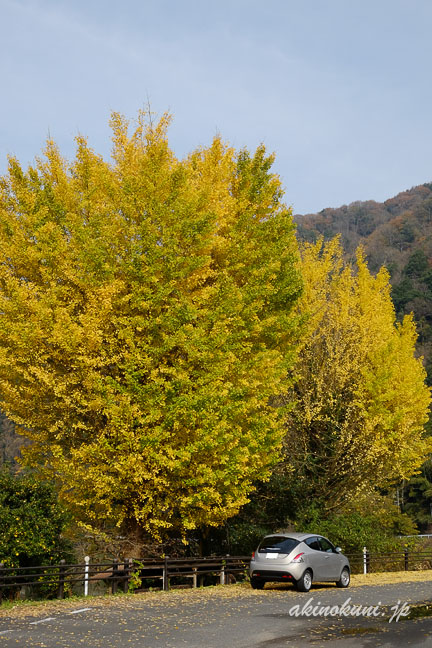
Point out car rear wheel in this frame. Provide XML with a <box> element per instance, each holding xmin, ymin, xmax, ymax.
<box><xmin>250</xmin><ymin>577</ymin><xmax>265</xmax><ymax>590</ymax></box>
<box><xmin>296</xmin><ymin>569</ymin><xmax>312</xmax><ymax>592</ymax></box>
<box><xmin>336</xmin><ymin>567</ymin><xmax>350</xmax><ymax>588</ymax></box>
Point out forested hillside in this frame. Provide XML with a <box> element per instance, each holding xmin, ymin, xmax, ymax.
<box><xmin>295</xmin><ymin>183</ymin><xmax>432</xmax><ymax>382</ymax></box>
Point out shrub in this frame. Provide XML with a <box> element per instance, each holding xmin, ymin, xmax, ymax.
<box><xmin>0</xmin><ymin>469</ymin><xmax>72</xmax><ymax>569</ymax></box>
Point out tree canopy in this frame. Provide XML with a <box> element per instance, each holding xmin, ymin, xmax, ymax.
<box><xmin>284</xmin><ymin>238</ymin><xmax>432</xmax><ymax>513</ymax></box>
<box><xmin>0</xmin><ymin>112</ymin><xmax>303</xmax><ymax>540</ymax></box>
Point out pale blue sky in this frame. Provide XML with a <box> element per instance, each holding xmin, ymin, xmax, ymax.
<box><xmin>1</xmin><ymin>0</ymin><xmax>431</xmax><ymax>214</ymax></box>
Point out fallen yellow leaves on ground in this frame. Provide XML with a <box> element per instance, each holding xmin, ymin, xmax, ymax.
<box><xmin>2</xmin><ymin>570</ymin><xmax>432</xmax><ymax>618</ymax></box>
<box><xmin>350</xmin><ymin>570</ymin><xmax>432</xmax><ymax>587</ymax></box>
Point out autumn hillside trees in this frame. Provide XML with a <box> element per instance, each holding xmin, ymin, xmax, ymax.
<box><xmin>0</xmin><ymin>113</ymin><xmax>303</xmax><ymax>540</ymax></box>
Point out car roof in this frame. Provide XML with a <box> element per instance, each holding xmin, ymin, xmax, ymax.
<box><xmin>263</xmin><ymin>531</ymin><xmax>319</xmax><ymax>541</ymax></box>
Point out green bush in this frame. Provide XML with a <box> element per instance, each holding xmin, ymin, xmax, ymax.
<box><xmin>298</xmin><ymin>499</ymin><xmax>418</xmax><ymax>554</ymax></box>
<box><xmin>0</xmin><ymin>469</ymin><xmax>73</xmax><ymax>570</ymax></box>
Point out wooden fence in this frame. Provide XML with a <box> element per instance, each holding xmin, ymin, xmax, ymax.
<box><xmin>0</xmin><ymin>555</ymin><xmax>250</xmax><ymax>601</ymax></box>
<box><xmin>1</xmin><ymin>549</ymin><xmax>432</xmax><ymax>601</ymax></box>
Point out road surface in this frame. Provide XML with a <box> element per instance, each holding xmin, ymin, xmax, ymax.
<box><xmin>1</xmin><ymin>580</ymin><xmax>432</xmax><ymax>647</ymax></box>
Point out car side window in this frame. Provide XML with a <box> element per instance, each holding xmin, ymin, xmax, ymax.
<box><xmin>304</xmin><ymin>536</ymin><xmax>321</xmax><ymax>551</ymax></box>
<box><xmin>318</xmin><ymin>537</ymin><xmax>336</xmax><ymax>553</ymax></box>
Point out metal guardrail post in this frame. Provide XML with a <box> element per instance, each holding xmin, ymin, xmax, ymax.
<box><xmin>84</xmin><ymin>556</ymin><xmax>90</xmax><ymax>596</ymax></box>
<box><xmin>57</xmin><ymin>559</ymin><xmax>66</xmax><ymax>599</ymax></box>
<box><xmin>363</xmin><ymin>547</ymin><xmax>369</xmax><ymax>574</ymax></box>
<box><xmin>112</xmin><ymin>559</ymin><xmax>119</xmax><ymax>594</ymax></box>
<box><xmin>192</xmin><ymin>567</ymin><xmax>197</xmax><ymax>588</ymax></box>
<box><xmin>404</xmin><ymin>549</ymin><xmax>409</xmax><ymax>571</ymax></box>
<box><xmin>220</xmin><ymin>560</ymin><xmax>225</xmax><ymax>585</ymax></box>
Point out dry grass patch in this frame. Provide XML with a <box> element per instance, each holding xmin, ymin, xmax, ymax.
<box><xmin>351</xmin><ymin>570</ymin><xmax>432</xmax><ymax>587</ymax></box>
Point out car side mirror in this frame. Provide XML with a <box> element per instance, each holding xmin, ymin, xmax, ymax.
<box><xmin>335</xmin><ymin>547</ymin><xmax>342</xmax><ymax>553</ymax></box>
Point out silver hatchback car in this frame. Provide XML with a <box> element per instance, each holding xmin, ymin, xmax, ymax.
<box><xmin>250</xmin><ymin>531</ymin><xmax>350</xmax><ymax>592</ymax></box>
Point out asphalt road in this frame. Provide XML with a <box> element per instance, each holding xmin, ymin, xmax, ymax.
<box><xmin>1</xmin><ymin>580</ymin><xmax>432</xmax><ymax>647</ymax></box>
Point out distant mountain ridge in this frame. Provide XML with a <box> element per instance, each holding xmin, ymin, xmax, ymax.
<box><xmin>294</xmin><ymin>182</ymin><xmax>432</xmax><ymax>382</ymax></box>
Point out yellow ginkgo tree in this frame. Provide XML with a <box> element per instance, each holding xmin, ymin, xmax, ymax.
<box><xmin>283</xmin><ymin>237</ymin><xmax>432</xmax><ymax>514</ymax></box>
<box><xmin>0</xmin><ymin>112</ymin><xmax>303</xmax><ymax>540</ymax></box>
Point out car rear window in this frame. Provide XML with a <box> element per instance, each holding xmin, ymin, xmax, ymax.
<box><xmin>258</xmin><ymin>536</ymin><xmax>299</xmax><ymax>554</ymax></box>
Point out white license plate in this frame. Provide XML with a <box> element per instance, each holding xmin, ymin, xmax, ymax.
<box><xmin>266</xmin><ymin>553</ymin><xmax>279</xmax><ymax>559</ymax></box>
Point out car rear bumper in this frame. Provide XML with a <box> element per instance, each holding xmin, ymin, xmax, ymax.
<box><xmin>250</xmin><ymin>560</ymin><xmax>304</xmax><ymax>581</ymax></box>
<box><xmin>250</xmin><ymin>569</ymin><xmax>295</xmax><ymax>582</ymax></box>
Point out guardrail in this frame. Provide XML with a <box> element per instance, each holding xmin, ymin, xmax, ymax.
<box><xmin>347</xmin><ymin>548</ymin><xmax>432</xmax><ymax>575</ymax></box>
<box><xmin>1</xmin><ymin>549</ymin><xmax>432</xmax><ymax>602</ymax></box>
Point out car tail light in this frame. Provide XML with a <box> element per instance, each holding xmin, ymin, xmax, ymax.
<box><xmin>290</xmin><ymin>552</ymin><xmax>305</xmax><ymax>563</ymax></box>
<box><xmin>251</xmin><ymin>551</ymin><xmax>255</xmax><ymax>559</ymax></box>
